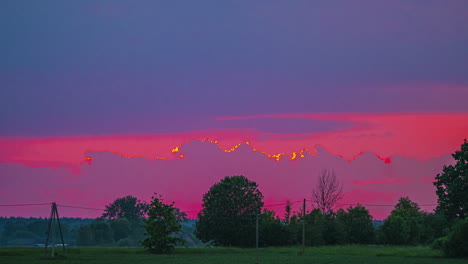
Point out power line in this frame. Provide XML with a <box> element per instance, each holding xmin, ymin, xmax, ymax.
<box><xmin>336</xmin><ymin>203</ymin><xmax>437</xmax><ymax>207</ymax></box>
<box><xmin>263</xmin><ymin>200</ymin><xmax>302</xmax><ymax>208</ymax></box>
<box><xmin>184</xmin><ymin>200</ymin><xmax>303</xmax><ymax>214</ymax></box>
<box><xmin>0</xmin><ymin>201</ymin><xmax>438</xmax><ymax>211</ymax></box>
<box><xmin>56</xmin><ymin>204</ymin><xmax>104</xmax><ymax>211</ymax></box>
<box><xmin>0</xmin><ymin>203</ymin><xmax>51</xmax><ymax>207</ymax></box>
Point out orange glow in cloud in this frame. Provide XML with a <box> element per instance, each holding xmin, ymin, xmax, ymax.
<box><xmin>0</xmin><ymin>112</ymin><xmax>467</xmax><ymax>171</ymax></box>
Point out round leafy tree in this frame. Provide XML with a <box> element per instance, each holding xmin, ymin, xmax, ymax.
<box><xmin>340</xmin><ymin>206</ymin><xmax>375</xmax><ymax>244</ymax></box>
<box><xmin>382</xmin><ymin>197</ymin><xmax>425</xmax><ymax>245</ymax></box>
<box><xmin>434</xmin><ymin>139</ymin><xmax>468</xmax><ymax>220</ymax></box>
<box><xmin>195</xmin><ymin>175</ymin><xmax>264</xmax><ymax>247</ymax></box>
<box><xmin>142</xmin><ymin>194</ymin><xmax>185</xmax><ymax>254</ymax></box>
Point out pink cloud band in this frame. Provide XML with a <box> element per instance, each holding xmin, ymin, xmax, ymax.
<box><xmin>0</xmin><ymin>112</ymin><xmax>467</xmax><ymax>172</ymax></box>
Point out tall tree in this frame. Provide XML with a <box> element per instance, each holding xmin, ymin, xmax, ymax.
<box><xmin>284</xmin><ymin>200</ymin><xmax>292</xmax><ymax>223</ymax></box>
<box><xmin>392</xmin><ymin>197</ymin><xmax>423</xmax><ymax>218</ymax></box>
<box><xmin>382</xmin><ymin>197</ymin><xmax>425</xmax><ymax>245</ymax></box>
<box><xmin>434</xmin><ymin>139</ymin><xmax>468</xmax><ymax>220</ymax></box>
<box><xmin>195</xmin><ymin>175</ymin><xmax>264</xmax><ymax>247</ymax></box>
<box><xmin>142</xmin><ymin>194</ymin><xmax>184</xmax><ymax>254</ymax></box>
<box><xmin>312</xmin><ymin>169</ymin><xmax>343</xmax><ymax>214</ymax></box>
<box><xmin>102</xmin><ymin>195</ymin><xmax>149</xmax><ymax>221</ymax></box>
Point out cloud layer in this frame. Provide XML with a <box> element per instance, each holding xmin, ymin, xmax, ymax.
<box><xmin>1</xmin><ymin>113</ymin><xmax>466</xmax><ymax>172</ymax></box>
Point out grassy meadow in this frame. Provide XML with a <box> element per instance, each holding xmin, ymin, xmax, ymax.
<box><xmin>0</xmin><ymin>246</ymin><xmax>466</xmax><ymax>264</ymax></box>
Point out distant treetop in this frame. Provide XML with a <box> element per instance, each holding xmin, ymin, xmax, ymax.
<box><xmin>102</xmin><ymin>195</ymin><xmax>149</xmax><ymax>221</ymax></box>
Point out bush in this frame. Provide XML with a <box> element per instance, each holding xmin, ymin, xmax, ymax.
<box><xmin>431</xmin><ymin>236</ymin><xmax>448</xmax><ymax>250</ymax></box>
<box><xmin>443</xmin><ymin>218</ymin><xmax>468</xmax><ymax>257</ymax></box>
<box><xmin>142</xmin><ymin>194</ymin><xmax>185</xmax><ymax>254</ymax></box>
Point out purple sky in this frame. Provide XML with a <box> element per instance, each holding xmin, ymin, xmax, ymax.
<box><xmin>1</xmin><ymin>0</ymin><xmax>468</xmax><ymax>136</ymax></box>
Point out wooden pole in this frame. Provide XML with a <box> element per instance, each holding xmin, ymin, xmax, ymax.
<box><xmin>302</xmin><ymin>198</ymin><xmax>305</xmax><ymax>255</ymax></box>
<box><xmin>44</xmin><ymin>203</ymin><xmax>53</xmax><ymax>257</ymax></box>
<box><xmin>54</xmin><ymin>203</ymin><xmax>67</xmax><ymax>255</ymax></box>
<box><xmin>44</xmin><ymin>202</ymin><xmax>66</xmax><ymax>258</ymax></box>
<box><xmin>51</xmin><ymin>208</ymin><xmax>56</xmax><ymax>258</ymax></box>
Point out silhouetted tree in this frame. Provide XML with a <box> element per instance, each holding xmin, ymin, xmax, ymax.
<box><xmin>382</xmin><ymin>197</ymin><xmax>425</xmax><ymax>245</ymax></box>
<box><xmin>196</xmin><ymin>175</ymin><xmax>264</xmax><ymax>247</ymax></box>
<box><xmin>434</xmin><ymin>139</ymin><xmax>468</xmax><ymax>220</ymax></box>
<box><xmin>323</xmin><ymin>212</ymin><xmax>346</xmax><ymax>245</ymax></box>
<box><xmin>284</xmin><ymin>200</ymin><xmax>292</xmax><ymax>223</ymax></box>
<box><xmin>259</xmin><ymin>209</ymin><xmax>289</xmax><ymax>246</ymax></box>
<box><xmin>339</xmin><ymin>206</ymin><xmax>374</xmax><ymax>244</ymax></box>
<box><xmin>312</xmin><ymin>169</ymin><xmax>343</xmax><ymax>214</ymax></box>
<box><xmin>304</xmin><ymin>209</ymin><xmax>326</xmax><ymax>246</ymax></box>
<box><xmin>286</xmin><ymin>213</ymin><xmax>302</xmax><ymax>245</ymax></box>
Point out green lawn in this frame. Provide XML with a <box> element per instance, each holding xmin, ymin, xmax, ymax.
<box><xmin>0</xmin><ymin>246</ymin><xmax>465</xmax><ymax>264</ymax></box>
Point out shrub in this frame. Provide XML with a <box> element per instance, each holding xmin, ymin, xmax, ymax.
<box><xmin>142</xmin><ymin>194</ymin><xmax>185</xmax><ymax>254</ymax></box>
<box><xmin>431</xmin><ymin>236</ymin><xmax>447</xmax><ymax>250</ymax></box>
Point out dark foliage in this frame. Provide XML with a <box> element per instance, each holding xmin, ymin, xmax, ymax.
<box><xmin>338</xmin><ymin>206</ymin><xmax>374</xmax><ymax>244</ymax></box>
<box><xmin>381</xmin><ymin>197</ymin><xmax>426</xmax><ymax>245</ymax></box>
<box><xmin>259</xmin><ymin>209</ymin><xmax>289</xmax><ymax>247</ymax></box>
<box><xmin>142</xmin><ymin>194</ymin><xmax>185</xmax><ymax>254</ymax></box>
<box><xmin>434</xmin><ymin>139</ymin><xmax>468</xmax><ymax>220</ymax></box>
<box><xmin>102</xmin><ymin>195</ymin><xmax>149</xmax><ymax>222</ymax></box>
<box><xmin>443</xmin><ymin>218</ymin><xmax>468</xmax><ymax>257</ymax></box>
<box><xmin>196</xmin><ymin>175</ymin><xmax>264</xmax><ymax>247</ymax></box>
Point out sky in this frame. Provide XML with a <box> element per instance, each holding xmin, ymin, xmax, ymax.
<box><xmin>1</xmin><ymin>0</ymin><xmax>468</xmax><ymax>219</ymax></box>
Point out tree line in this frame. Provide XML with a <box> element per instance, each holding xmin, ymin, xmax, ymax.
<box><xmin>75</xmin><ymin>196</ymin><xmax>202</xmax><ymax>248</ymax></box>
<box><xmin>195</xmin><ymin>176</ymin><xmax>450</xmax><ymax>247</ymax></box>
<box><xmin>0</xmin><ymin>217</ymin><xmax>92</xmax><ymax>246</ymax></box>
<box><xmin>169</xmin><ymin>139</ymin><xmax>468</xmax><ymax>256</ymax></box>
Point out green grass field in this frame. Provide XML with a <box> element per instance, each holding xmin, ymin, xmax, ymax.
<box><xmin>0</xmin><ymin>246</ymin><xmax>465</xmax><ymax>264</ymax></box>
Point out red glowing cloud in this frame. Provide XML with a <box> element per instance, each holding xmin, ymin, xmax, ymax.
<box><xmin>0</xmin><ymin>112</ymin><xmax>467</xmax><ymax>171</ymax></box>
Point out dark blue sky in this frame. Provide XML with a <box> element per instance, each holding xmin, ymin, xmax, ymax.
<box><xmin>1</xmin><ymin>0</ymin><xmax>468</xmax><ymax>136</ymax></box>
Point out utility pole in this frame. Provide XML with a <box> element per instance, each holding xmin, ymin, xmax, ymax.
<box><xmin>44</xmin><ymin>202</ymin><xmax>66</xmax><ymax>258</ymax></box>
<box><xmin>302</xmin><ymin>198</ymin><xmax>305</xmax><ymax>255</ymax></box>
<box><xmin>51</xmin><ymin>214</ymin><xmax>55</xmax><ymax>257</ymax></box>
<box><xmin>256</xmin><ymin>214</ymin><xmax>259</xmax><ymax>264</ymax></box>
